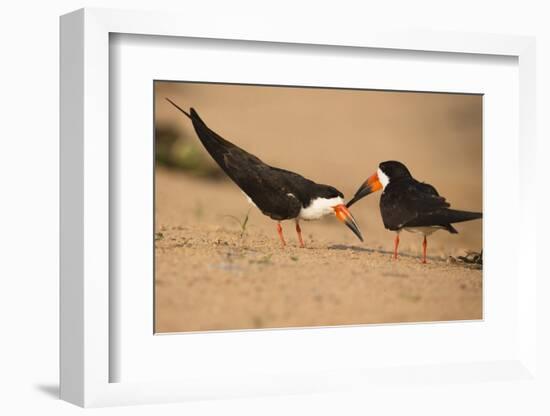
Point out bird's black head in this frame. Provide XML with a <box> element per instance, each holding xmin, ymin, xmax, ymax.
<box><xmin>378</xmin><ymin>161</ymin><xmax>412</xmax><ymax>181</ymax></box>
<box><xmin>346</xmin><ymin>161</ymin><xmax>412</xmax><ymax>208</ymax></box>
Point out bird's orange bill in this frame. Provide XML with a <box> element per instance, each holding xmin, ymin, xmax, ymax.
<box><xmin>346</xmin><ymin>172</ymin><xmax>383</xmax><ymax>208</ymax></box>
<box><xmin>334</xmin><ymin>204</ymin><xmax>363</xmax><ymax>242</ymax></box>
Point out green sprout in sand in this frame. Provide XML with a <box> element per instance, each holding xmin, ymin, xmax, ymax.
<box><xmin>223</xmin><ymin>208</ymin><xmax>252</xmax><ymax>239</ymax></box>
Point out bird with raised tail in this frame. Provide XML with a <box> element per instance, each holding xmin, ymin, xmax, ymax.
<box><xmin>346</xmin><ymin>160</ymin><xmax>482</xmax><ymax>263</ymax></box>
<box><xmin>166</xmin><ymin>98</ymin><xmax>363</xmax><ymax>247</ymax></box>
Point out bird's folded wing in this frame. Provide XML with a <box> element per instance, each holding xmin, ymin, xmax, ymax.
<box><xmin>189</xmin><ymin>108</ymin><xmax>304</xmax><ymax>220</ymax></box>
<box><xmin>383</xmin><ymin>181</ymin><xmax>451</xmax><ymax>229</ymax></box>
<box><xmin>224</xmin><ymin>152</ymin><xmax>304</xmax><ymax>220</ymax></box>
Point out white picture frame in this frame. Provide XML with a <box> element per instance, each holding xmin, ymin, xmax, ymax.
<box><xmin>60</xmin><ymin>7</ymin><xmax>538</xmax><ymax>408</ymax></box>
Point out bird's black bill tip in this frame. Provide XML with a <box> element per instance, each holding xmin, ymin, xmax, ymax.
<box><xmin>346</xmin><ymin>188</ymin><xmax>371</xmax><ymax>208</ymax></box>
<box><xmin>346</xmin><ymin>194</ymin><xmax>362</xmax><ymax>208</ymax></box>
<box><xmin>345</xmin><ymin>219</ymin><xmax>364</xmax><ymax>242</ymax></box>
<box><xmin>334</xmin><ymin>204</ymin><xmax>364</xmax><ymax>242</ymax></box>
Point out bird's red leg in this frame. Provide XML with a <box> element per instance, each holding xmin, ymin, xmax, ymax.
<box><xmin>277</xmin><ymin>222</ymin><xmax>286</xmax><ymax>248</ymax></box>
<box><xmin>295</xmin><ymin>221</ymin><xmax>305</xmax><ymax>248</ymax></box>
<box><xmin>393</xmin><ymin>233</ymin><xmax>400</xmax><ymax>260</ymax></box>
<box><xmin>422</xmin><ymin>235</ymin><xmax>428</xmax><ymax>264</ymax></box>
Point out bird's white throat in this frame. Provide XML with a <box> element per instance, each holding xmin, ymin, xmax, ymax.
<box><xmin>299</xmin><ymin>196</ymin><xmax>344</xmax><ymax>220</ymax></box>
<box><xmin>377</xmin><ymin>168</ymin><xmax>390</xmax><ymax>189</ymax></box>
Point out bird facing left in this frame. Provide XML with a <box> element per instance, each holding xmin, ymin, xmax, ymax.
<box><xmin>165</xmin><ymin>98</ymin><xmax>363</xmax><ymax>247</ymax></box>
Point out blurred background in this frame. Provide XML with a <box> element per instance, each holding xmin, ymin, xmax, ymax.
<box><xmin>154</xmin><ymin>81</ymin><xmax>482</xmax><ymax>254</ymax></box>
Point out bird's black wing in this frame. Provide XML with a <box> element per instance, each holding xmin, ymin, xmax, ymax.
<box><xmin>381</xmin><ymin>180</ymin><xmax>482</xmax><ymax>231</ymax></box>
<box><xmin>188</xmin><ymin>108</ymin><xmax>304</xmax><ymax>220</ymax></box>
<box><xmin>223</xmin><ymin>150</ymin><xmax>312</xmax><ymax>220</ymax></box>
<box><xmin>380</xmin><ymin>180</ymin><xmax>451</xmax><ymax>230</ymax></box>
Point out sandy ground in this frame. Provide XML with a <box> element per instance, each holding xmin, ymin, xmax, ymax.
<box><xmin>154</xmin><ymin>83</ymin><xmax>483</xmax><ymax>333</ymax></box>
<box><xmin>155</xmin><ymin>169</ymin><xmax>482</xmax><ymax>333</ymax></box>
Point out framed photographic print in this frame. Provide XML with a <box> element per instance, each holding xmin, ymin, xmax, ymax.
<box><xmin>153</xmin><ymin>81</ymin><xmax>483</xmax><ymax>333</ymax></box>
<box><xmin>60</xmin><ymin>8</ymin><xmax>538</xmax><ymax>408</ymax></box>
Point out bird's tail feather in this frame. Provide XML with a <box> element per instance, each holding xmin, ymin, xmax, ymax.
<box><xmin>446</xmin><ymin>209</ymin><xmax>483</xmax><ymax>224</ymax></box>
<box><xmin>165</xmin><ymin>98</ymin><xmax>232</xmax><ymax>154</ymax></box>
<box><xmin>446</xmin><ymin>224</ymin><xmax>459</xmax><ymax>234</ymax></box>
<box><xmin>165</xmin><ymin>99</ymin><xmax>256</xmax><ymax>175</ymax></box>
<box><xmin>165</xmin><ymin>98</ymin><xmax>191</xmax><ymax>119</ymax></box>
<box><xmin>187</xmin><ymin>108</ymin><xmax>238</xmax><ymax>156</ymax></box>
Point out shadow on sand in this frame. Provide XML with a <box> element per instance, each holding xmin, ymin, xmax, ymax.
<box><xmin>327</xmin><ymin>244</ymin><xmax>442</xmax><ymax>262</ymax></box>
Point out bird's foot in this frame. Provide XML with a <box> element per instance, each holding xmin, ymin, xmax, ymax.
<box><xmin>295</xmin><ymin>222</ymin><xmax>305</xmax><ymax>248</ymax></box>
<box><xmin>277</xmin><ymin>222</ymin><xmax>286</xmax><ymax>248</ymax></box>
<box><xmin>421</xmin><ymin>236</ymin><xmax>428</xmax><ymax>264</ymax></box>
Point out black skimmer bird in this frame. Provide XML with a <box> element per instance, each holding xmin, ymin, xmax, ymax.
<box><xmin>166</xmin><ymin>99</ymin><xmax>363</xmax><ymax>247</ymax></box>
<box><xmin>346</xmin><ymin>161</ymin><xmax>482</xmax><ymax>263</ymax></box>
